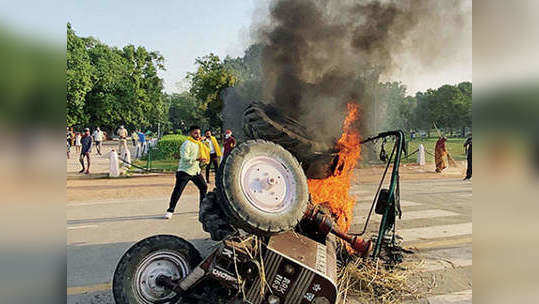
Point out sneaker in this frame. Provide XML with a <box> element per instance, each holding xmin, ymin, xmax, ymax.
<box><xmin>79</xmin><ymin>169</ymin><xmax>85</xmax><ymax>173</ymax></box>
<box><xmin>164</xmin><ymin>212</ymin><xmax>173</xmax><ymax>219</ymax></box>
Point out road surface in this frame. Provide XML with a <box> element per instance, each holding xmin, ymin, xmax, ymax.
<box><xmin>67</xmin><ymin>178</ymin><xmax>472</xmax><ymax>303</ymax></box>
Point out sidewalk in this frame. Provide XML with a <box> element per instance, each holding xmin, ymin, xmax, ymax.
<box><xmin>67</xmin><ymin>141</ymin><xmax>137</xmax><ymax>178</ymax></box>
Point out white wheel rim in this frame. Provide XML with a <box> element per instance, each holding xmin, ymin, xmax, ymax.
<box><xmin>133</xmin><ymin>250</ymin><xmax>190</xmax><ymax>303</ymax></box>
<box><xmin>240</xmin><ymin>156</ymin><xmax>296</xmax><ymax>213</ymax></box>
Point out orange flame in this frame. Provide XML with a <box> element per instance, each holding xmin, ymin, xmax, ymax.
<box><xmin>307</xmin><ymin>103</ymin><xmax>361</xmax><ymax>233</ymax></box>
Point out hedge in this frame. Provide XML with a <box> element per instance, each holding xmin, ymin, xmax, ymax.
<box><xmin>152</xmin><ymin>134</ymin><xmax>189</xmax><ymax>160</ymax></box>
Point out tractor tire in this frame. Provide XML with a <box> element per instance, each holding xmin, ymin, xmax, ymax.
<box><xmin>113</xmin><ymin>235</ymin><xmax>202</xmax><ymax>304</ymax></box>
<box><xmin>243</xmin><ymin>101</ymin><xmax>337</xmax><ymax>179</ymax></box>
<box><xmin>199</xmin><ymin>191</ymin><xmax>236</xmax><ymax>241</ymax></box>
<box><xmin>216</xmin><ymin>140</ymin><xmax>309</xmax><ymax>236</ymax></box>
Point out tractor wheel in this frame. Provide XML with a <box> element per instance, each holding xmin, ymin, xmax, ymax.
<box><xmin>199</xmin><ymin>191</ymin><xmax>236</xmax><ymax>241</ymax></box>
<box><xmin>216</xmin><ymin>140</ymin><xmax>309</xmax><ymax>236</ymax></box>
<box><xmin>242</xmin><ymin>101</ymin><xmax>337</xmax><ymax>179</ymax></box>
<box><xmin>112</xmin><ymin>235</ymin><xmax>202</xmax><ymax>304</ymax></box>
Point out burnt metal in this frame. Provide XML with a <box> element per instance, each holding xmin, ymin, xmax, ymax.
<box><xmin>375</xmin><ymin>189</ymin><xmax>390</xmax><ymax>215</ymax></box>
<box><xmin>303</xmin><ymin>207</ymin><xmax>372</xmax><ymax>256</ymax></box>
<box><xmin>303</xmin><ymin>152</ymin><xmax>340</xmax><ymax>180</ymax></box>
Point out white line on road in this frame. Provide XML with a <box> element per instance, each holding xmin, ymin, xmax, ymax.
<box><xmin>400</xmin><ymin>222</ymin><xmax>472</xmax><ymax>242</ymax></box>
<box><xmin>67</xmin><ymin>225</ymin><xmax>98</xmax><ymax>230</ymax></box>
<box><xmin>67</xmin><ymin>197</ymin><xmax>171</xmax><ymax>207</ymax></box>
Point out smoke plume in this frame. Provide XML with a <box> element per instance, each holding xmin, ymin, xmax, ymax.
<box><xmin>252</xmin><ymin>0</ymin><xmax>470</xmax><ymax>145</ymax></box>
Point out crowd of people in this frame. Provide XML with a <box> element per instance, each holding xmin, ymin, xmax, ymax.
<box><xmin>66</xmin><ymin>125</ymin><xmax>152</xmax><ymax>174</ymax></box>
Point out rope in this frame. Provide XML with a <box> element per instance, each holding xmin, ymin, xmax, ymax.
<box><xmin>401</xmin><ymin>149</ymin><xmax>419</xmax><ymax>159</ymax></box>
<box><xmin>424</xmin><ymin>149</ymin><xmax>436</xmax><ymax>157</ymax></box>
<box><xmin>118</xmin><ymin>156</ymin><xmax>151</xmax><ymax>171</ymax></box>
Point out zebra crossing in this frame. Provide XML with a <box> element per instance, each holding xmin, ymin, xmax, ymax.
<box><xmin>350</xmin><ymin>178</ymin><xmax>472</xmax><ymax>303</ymax></box>
<box><xmin>66</xmin><ymin>178</ymin><xmax>471</xmax><ymax>303</ymax></box>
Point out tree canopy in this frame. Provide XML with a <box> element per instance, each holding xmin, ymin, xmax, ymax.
<box><xmin>186</xmin><ymin>53</ymin><xmax>238</xmax><ymax>131</ymax></box>
<box><xmin>66</xmin><ymin>24</ymin><xmax>471</xmax><ymax>137</ymax></box>
<box><xmin>66</xmin><ymin>23</ymin><xmax>168</xmax><ymax>132</ymax></box>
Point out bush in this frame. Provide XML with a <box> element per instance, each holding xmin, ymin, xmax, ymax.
<box><xmin>152</xmin><ymin>134</ymin><xmax>189</xmax><ymax>160</ymax></box>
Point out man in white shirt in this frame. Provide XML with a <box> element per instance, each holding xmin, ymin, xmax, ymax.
<box><xmin>92</xmin><ymin>127</ymin><xmax>104</xmax><ymax>155</ymax></box>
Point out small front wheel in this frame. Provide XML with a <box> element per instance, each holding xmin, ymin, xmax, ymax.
<box><xmin>112</xmin><ymin>235</ymin><xmax>202</xmax><ymax>304</ymax></box>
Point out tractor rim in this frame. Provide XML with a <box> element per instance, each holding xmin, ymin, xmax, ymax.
<box><xmin>240</xmin><ymin>156</ymin><xmax>296</xmax><ymax>213</ymax></box>
<box><xmin>133</xmin><ymin>250</ymin><xmax>189</xmax><ymax>303</ymax></box>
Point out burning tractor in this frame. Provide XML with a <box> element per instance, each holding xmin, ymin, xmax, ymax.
<box><xmin>112</xmin><ymin>102</ymin><xmax>407</xmax><ymax>304</ymax></box>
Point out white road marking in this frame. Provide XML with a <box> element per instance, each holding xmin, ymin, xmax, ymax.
<box><xmin>427</xmin><ymin>289</ymin><xmax>472</xmax><ymax>303</ymax></box>
<box><xmin>399</xmin><ymin>223</ymin><xmax>472</xmax><ymax>242</ymax></box>
<box><xmin>67</xmin><ymin>197</ymin><xmax>172</xmax><ymax>207</ymax></box>
<box><xmin>67</xmin><ymin>225</ymin><xmax>98</xmax><ymax>230</ymax></box>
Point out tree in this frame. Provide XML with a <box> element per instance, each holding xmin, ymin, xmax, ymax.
<box><xmin>186</xmin><ymin>54</ymin><xmax>238</xmax><ymax>130</ymax></box>
<box><xmin>167</xmin><ymin>92</ymin><xmax>207</xmax><ymax>133</ymax></box>
<box><xmin>66</xmin><ymin>23</ymin><xmax>93</xmax><ymax>126</ymax></box>
<box><xmin>376</xmin><ymin>81</ymin><xmax>409</xmax><ymax>131</ymax></box>
<box><xmin>66</xmin><ymin>24</ymin><xmax>168</xmax><ymax>133</ymax></box>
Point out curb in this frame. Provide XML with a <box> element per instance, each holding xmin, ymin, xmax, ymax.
<box><xmin>66</xmin><ymin>171</ymin><xmax>174</xmax><ymax>181</ymax></box>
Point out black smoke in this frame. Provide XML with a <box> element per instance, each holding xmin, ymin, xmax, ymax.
<box><xmin>253</xmin><ymin>0</ymin><xmax>468</xmax><ymax>146</ymax></box>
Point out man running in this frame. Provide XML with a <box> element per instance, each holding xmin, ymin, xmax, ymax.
<box><xmin>165</xmin><ymin>126</ymin><xmax>209</xmax><ymax>219</ymax></box>
<box><xmin>79</xmin><ymin>128</ymin><xmax>93</xmax><ymax>174</ymax></box>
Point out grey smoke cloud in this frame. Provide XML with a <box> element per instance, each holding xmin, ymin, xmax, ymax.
<box><xmin>252</xmin><ymin>0</ymin><xmax>470</xmax><ymax>144</ymax></box>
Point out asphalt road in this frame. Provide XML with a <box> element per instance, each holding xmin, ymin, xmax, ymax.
<box><xmin>67</xmin><ymin>178</ymin><xmax>472</xmax><ymax>304</ymax></box>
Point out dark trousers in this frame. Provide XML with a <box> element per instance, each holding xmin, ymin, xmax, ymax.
<box><xmin>167</xmin><ymin>171</ymin><xmax>207</xmax><ymax>213</ymax></box>
<box><xmin>95</xmin><ymin>141</ymin><xmax>101</xmax><ymax>155</ymax></box>
<box><xmin>465</xmin><ymin>153</ymin><xmax>472</xmax><ymax>178</ymax></box>
<box><xmin>205</xmin><ymin>153</ymin><xmax>219</xmax><ymax>182</ymax></box>
<box><xmin>79</xmin><ymin>152</ymin><xmax>90</xmax><ymax>171</ymax></box>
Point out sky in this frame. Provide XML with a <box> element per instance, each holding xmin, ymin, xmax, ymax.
<box><xmin>65</xmin><ymin>0</ymin><xmax>261</xmax><ymax>93</ymax></box>
<box><xmin>0</xmin><ymin>0</ymin><xmax>471</xmax><ymax>95</ymax></box>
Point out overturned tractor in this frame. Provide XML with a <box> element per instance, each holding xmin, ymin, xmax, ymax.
<box><xmin>112</xmin><ymin>102</ymin><xmax>406</xmax><ymax>304</ymax></box>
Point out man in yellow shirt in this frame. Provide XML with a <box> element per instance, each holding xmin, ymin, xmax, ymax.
<box><xmin>203</xmin><ymin>130</ymin><xmax>222</xmax><ymax>183</ymax></box>
<box><xmin>165</xmin><ymin>126</ymin><xmax>208</xmax><ymax>219</ymax></box>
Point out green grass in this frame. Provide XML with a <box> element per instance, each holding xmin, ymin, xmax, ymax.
<box><xmin>129</xmin><ymin>159</ymin><xmax>178</xmax><ymax>172</ymax></box>
<box><xmin>402</xmin><ymin>137</ymin><xmax>467</xmax><ymax>164</ymax></box>
<box><xmin>128</xmin><ymin>137</ymin><xmax>467</xmax><ymax>173</ymax></box>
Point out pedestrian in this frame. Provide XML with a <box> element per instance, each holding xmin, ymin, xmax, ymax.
<box><xmin>75</xmin><ymin>132</ymin><xmax>82</xmax><ymax>154</ymax></box>
<box><xmin>434</xmin><ymin>136</ymin><xmax>448</xmax><ymax>173</ymax></box>
<box><xmin>79</xmin><ymin>128</ymin><xmax>93</xmax><ymax>174</ymax></box>
<box><xmin>92</xmin><ymin>127</ymin><xmax>104</xmax><ymax>155</ymax></box>
<box><xmin>223</xmin><ymin>129</ymin><xmax>236</xmax><ymax>157</ymax></box>
<box><xmin>165</xmin><ymin>125</ymin><xmax>209</xmax><ymax>219</ymax></box>
<box><xmin>137</xmin><ymin>129</ymin><xmax>146</xmax><ymax>158</ymax></box>
<box><xmin>463</xmin><ymin>134</ymin><xmax>472</xmax><ymax>180</ymax></box>
<box><xmin>117</xmin><ymin>125</ymin><xmax>128</xmax><ymax>157</ymax></box>
<box><xmin>69</xmin><ymin>127</ymin><xmax>75</xmax><ymax>147</ymax></box>
<box><xmin>203</xmin><ymin>130</ymin><xmax>222</xmax><ymax>183</ymax></box>
<box><xmin>131</xmin><ymin>129</ymin><xmax>138</xmax><ymax>147</ymax></box>
<box><xmin>66</xmin><ymin>127</ymin><xmax>73</xmax><ymax>159</ymax></box>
